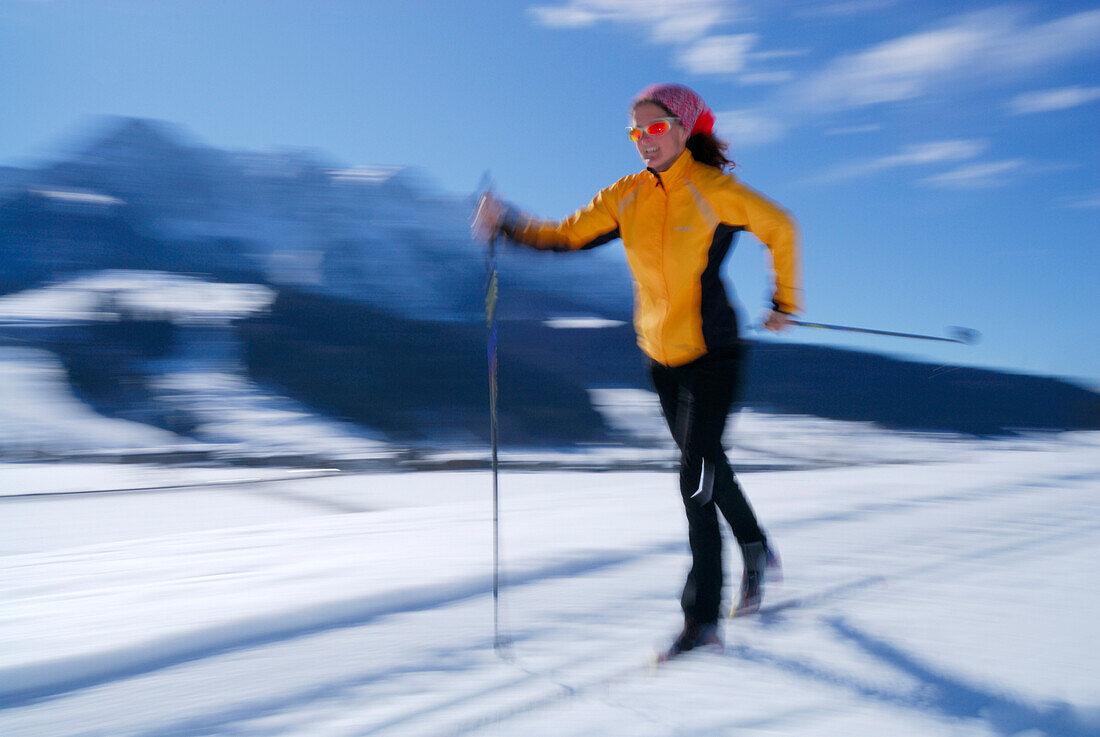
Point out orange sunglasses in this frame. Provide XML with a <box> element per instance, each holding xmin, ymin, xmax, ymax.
<box><xmin>627</xmin><ymin>117</ymin><xmax>678</xmax><ymax>142</ymax></box>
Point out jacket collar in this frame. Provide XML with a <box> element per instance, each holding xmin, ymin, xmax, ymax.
<box><xmin>646</xmin><ymin>148</ymin><xmax>694</xmax><ymax>187</ymax></box>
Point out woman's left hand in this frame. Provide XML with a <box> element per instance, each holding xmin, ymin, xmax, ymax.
<box><xmin>471</xmin><ymin>191</ymin><xmax>504</xmax><ymax>243</ymax></box>
<box><xmin>763</xmin><ymin>310</ymin><xmax>793</xmax><ymax>332</ymax></box>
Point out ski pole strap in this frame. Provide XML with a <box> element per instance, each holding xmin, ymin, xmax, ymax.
<box><xmin>486</xmin><ymin>270</ymin><xmax>498</xmax><ymax>329</ymax></box>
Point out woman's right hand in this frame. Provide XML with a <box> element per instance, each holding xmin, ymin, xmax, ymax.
<box><xmin>471</xmin><ymin>191</ymin><xmax>505</xmax><ymax>243</ymax></box>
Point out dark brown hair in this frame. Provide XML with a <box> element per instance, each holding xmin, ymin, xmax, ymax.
<box><xmin>633</xmin><ymin>99</ymin><xmax>735</xmax><ymax>172</ymax></box>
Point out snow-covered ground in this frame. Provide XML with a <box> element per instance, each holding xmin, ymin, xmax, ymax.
<box><xmin>1</xmin><ymin>270</ymin><xmax>1097</xmax><ymax>735</ymax></box>
<box><xmin>1</xmin><ymin>418</ymin><xmax>1097</xmax><ymax>736</ymax></box>
<box><xmin>0</xmin><ymin>272</ymin><xmax>389</xmax><ymax>462</ymax></box>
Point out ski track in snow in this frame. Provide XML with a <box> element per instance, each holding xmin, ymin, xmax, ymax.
<box><xmin>1</xmin><ymin>435</ymin><xmax>1098</xmax><ymax>736</ymax></box>
<box><xmin>0</xmin><ymin>541</ymin><xmax>679</xmax><ymax>708</ymax></box>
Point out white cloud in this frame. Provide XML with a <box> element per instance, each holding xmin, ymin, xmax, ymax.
<box><xmin>528</xmin><ymin>4</ymin><xmax>601</xmax><ymax>27</ymax></box>
<box><xmin>877</xmin><ymin>140</ymin><xmax>988</xmax><ymax>167</ymax></box>
<box><xmin>1008</xmin><ymin>86</ymin><xmax>1100</xmax><ymax>115</ymax></box>
<box><xmin>715</xmin><ymin>109</ymin><xmax>788</xmax><ymax>146</ymax></box>
<box><xmin>528</xmin><ymin>3</ymin><xmax>1100</xmax><ymax>151</ymax></box>
<box><xmin>794</xmin><ymin>0</ymin><xmax>898</xmax><ymax>19</ymax></box>
<box><xmin>527</xmin><ymin>0</ymin><xmax>731</xmax><ymax>44</ymax></box>
<box><xmin>798</xmin><ymin>11</ymin><xmax>1003</xmax><ymax>111</ymax></box>
<box><xmin>1056</xmin><ymin>193</ymin><xmax>1100</xmax><ymax>210</ymax></box>
<box><xmin>824</xmin><ymin>124</ymin><xmax>882</xmax><ymax>136</ymax></box>
<box><xmin>529</xmin><ymin>1</ymin><xmax>792</xmax><ymax>82</ymax></box>
<box><xmin>811</xmin><ymin>141</ymin><xmax>1027</xmax><ymax>189</ymax></box>
<box><xmin>814</xmin><ymin>139</ymin><xmax>988</xmax><ymax>182</ymax></box>
<box><xmin>796</xmin><ymin>8</ymin><xmax>1100</xmax><ymax>113</ymax></box>
<box><xmin>750</xmin><ymin>48</ymin><xmax>811</xmax><ymax>62</ymax></box>
<box><xmin>920</xmin><ymin>159</ymin><xmax>1025</xmax><ymax>189</ymax></box>
<box><xmin>739</xmin><ymin>71</ymin><xmax>795</xmax><ymax>85</ymax></box>
<box><xmin>677</xmin><ymin>35</ymin><xmax>803</xmax><ymax>81</ymax></box>
<box><xmin>677</xmin><ymin>33</ymin><xmax>757</xmax><ymax>74</ymax></box>
<box><xmin>992</xmin><ymin>9</ymin><xmax>1100</xmax><ymax>69</ymax></box>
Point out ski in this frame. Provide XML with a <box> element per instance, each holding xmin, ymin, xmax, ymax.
<box><xmin>652</xmin><ymin>641</ymin><xmax>725</xmax><ymax>667</ymax></box>
<box><xmin>731</xmin><ymin>593</ymin><xmax>804</xmax><ymax>619</ymax></box>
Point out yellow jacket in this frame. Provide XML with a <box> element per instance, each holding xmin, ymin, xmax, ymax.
<box><xmin>501</xmin><ymin>149</ymin><xmax>802</xmax><ymax>367</ymax></box>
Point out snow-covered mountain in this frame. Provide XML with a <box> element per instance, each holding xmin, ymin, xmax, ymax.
<box><xmin>2</xmin><ymin>116</ymin><xmax>634</xmax><ymax>322</ymax></box>
<box><xmin>0</xmin><ymin>112</ymin><xmax>639</xmax><ymax>446</ymax></box>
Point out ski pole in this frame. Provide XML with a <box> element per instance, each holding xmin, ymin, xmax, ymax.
<box><xmin>479</xmin><ymin>173</ymin><xmax>508</xmax><ymax>654</ymax></box>
<box><xmin>487</xmin><ymin>240</ymin><xmax>504</xmax><ymax>652</ymax></box>
<box><xmin>786</xmin><ymin>319</ymin><xmax>980</xmax><ymax>345</ymax></box>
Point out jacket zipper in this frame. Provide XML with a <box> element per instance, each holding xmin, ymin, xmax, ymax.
<box><xmin>656</xmin><ymin>173</ymin><xmax>672</xmax><ymax>365</ymax></box>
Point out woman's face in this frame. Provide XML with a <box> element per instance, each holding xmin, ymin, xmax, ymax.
<box><xmin>631</xmin><ymin>101</ymin><xmax>689</xmax><ymax>173</ymax></box>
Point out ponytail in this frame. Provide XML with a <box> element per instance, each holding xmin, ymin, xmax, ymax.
<box><xmin>687</xmin><ymin>132</ymin><xmax>735</xmax><ymax>172</ymax></box>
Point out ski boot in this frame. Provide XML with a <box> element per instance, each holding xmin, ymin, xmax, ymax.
<box><xmin>659</xmin><ymin>617</ymin><xmax>723</xmax><ymax>662</ymax></box>
<box><xmin>732</xmin><ymin>541</ymin><xmax>781</xmax><ymax>617</ymax></box>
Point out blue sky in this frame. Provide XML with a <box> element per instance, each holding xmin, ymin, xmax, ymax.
<box><xmin>2</xmin><ymin>0</ymin><xmax>1098</xmax><ymax>386</ymax></box>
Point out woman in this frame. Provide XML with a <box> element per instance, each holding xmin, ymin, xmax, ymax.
<box><xmin>473</xmin><ymin>83</ymin><xmax>801</xmax><ymax>658</ymax></box>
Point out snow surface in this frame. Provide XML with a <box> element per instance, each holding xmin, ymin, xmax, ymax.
<box><xmin>1</xmin><ymin>415</ymin><xmax>1097</xmax><ymax>735</ymax></box>
<box><xmin>0</xmin><ymin>270</ymin><xmax>1097</xmax><ymax>735</ymax></box>
<box><xmin>0</xmin><ymin>345</ymin><xmax>188</xmax><ymax>457</ymax></box>
<box><xmin>0</xmin><ymin>272</ymin><xmax>390</xmax><ymax>462</ymax></box>
<box><xmin>0</xmin><ymin>342</ymin><xmax>387</xmax><ymax>463</ymax></box>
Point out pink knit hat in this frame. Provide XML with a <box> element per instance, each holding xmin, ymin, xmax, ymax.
<box><xmin>634</xmin><ymin>83</ymin><xmax>715</xmax><ymax>136</ymax></box>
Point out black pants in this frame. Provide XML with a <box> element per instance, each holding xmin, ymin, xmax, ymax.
<box><xmin>650</xmin><ymin>344</ymin><xmax>766</xmax><ymax>624</ymax></box>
